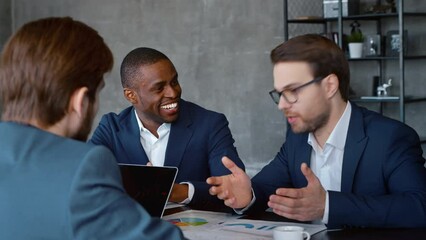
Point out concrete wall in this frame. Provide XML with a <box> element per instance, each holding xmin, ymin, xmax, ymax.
<box><xmin>0</xmin><ymin>0</ymin><xmax>11</xmax><ymax>48</ymax></box>
<box><xmin>0</xmin><ymin>0</ymin><xmax>11</xmax><ymax>113</ymax></box>
<box><xmin>2</xmin><ymin>0</ymin><xmax>425</xmax><ymax>175</ymax></box>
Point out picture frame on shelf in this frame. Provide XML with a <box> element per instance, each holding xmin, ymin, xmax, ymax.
<box><xmin>386</xmin><ymin>30</ymin><xmax>408</xmax><ymax>56</ymax></box>
<box><xmin>365</xmin><ymin>34</ymin><xmax>381</xmax><ymax>56</ymax></box>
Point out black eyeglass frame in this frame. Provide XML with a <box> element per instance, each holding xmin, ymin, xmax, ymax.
<box><xmin>268</xmin><ymin>76</ymin><xmax>326</xmax><ymax>104</ymax></box>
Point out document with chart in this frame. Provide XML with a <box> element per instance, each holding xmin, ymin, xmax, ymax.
<box><xmin>163</xmin><ymin>210</ymin><xmax>326</xmax><ymax>240</ymax></box>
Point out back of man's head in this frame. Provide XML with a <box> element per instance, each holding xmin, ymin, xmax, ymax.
<box><xmin>0</xmin><ymin>17</ymin><xmax>113</xmax><ymax>127</ymax></box>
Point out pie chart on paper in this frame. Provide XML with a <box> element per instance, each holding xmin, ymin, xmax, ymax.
<box><xmin>167</xmin><ymin>217</ymin><xmax>208</xmax><ymax>227</ymax></box>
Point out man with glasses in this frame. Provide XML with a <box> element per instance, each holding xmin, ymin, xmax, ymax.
<box><xmin>207</xmin><ymin>34</ymin><xmax>426</xmax><ymax>228</ymax></box>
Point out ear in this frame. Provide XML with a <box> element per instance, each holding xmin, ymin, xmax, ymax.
<box><xmin>69</xmin><ymin>87</ymin><xmax>89</xmax><ymax>118</ymax></box>
<box><xmin>124</xmin><ymin>88</ymin><xmax>138</xmax><ymax>104</ymax></box>
<box><xmin>324</xmin><ymin>74</ymin><xmax>339</xmax><ymax>99</ymax></box>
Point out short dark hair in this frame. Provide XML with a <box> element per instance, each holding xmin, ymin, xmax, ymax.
<box><xmin>0</xmin><ymin>17</ymin><xmax>113</xmax><ymax>126</ymax></box>
<box><xmin>120</xmin><ymin>47</ymin><xmax>171</xmax><ymax>88</ymax></box>
<box><xmin>270</xmin><ymin>34</ymin><xmax>350</xmax><ymax>101</ymax></box>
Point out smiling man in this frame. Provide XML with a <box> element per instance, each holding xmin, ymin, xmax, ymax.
<box><xmin>207</xmin><ymin>34</ymin><xmax>426</xmax><ymax>229</ymax></box>
<box><xmin>90</xmin><ymin>47</ymin><xmax>244</xmax><ymax>210</ymax></box>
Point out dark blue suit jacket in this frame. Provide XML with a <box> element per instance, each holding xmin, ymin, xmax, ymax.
<box><xmin>250</xmin><ymin>103</ymin><xmax>426</xmax><ymax>228</ymax></box>
<box><xmin>90</xmin><ymin>99</ymin><xmax>244</xmax><ymax>210</ymax></box>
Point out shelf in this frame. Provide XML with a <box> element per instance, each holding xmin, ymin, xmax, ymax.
<box><xmin>340</xmin><ymin>12</ymin><xmax>426</xmax><ymax>20</ymax></box>
<box><xmin>288</xmin><ymin>12</ymin><xmax>426</xmax><ymax>23</ymax></box>
<box><xmin>287</xmin><ymin>12</ymin><xmax>426</xmax><ymax>24</ymax></box>
<box><xmin>405</xmin><ymin>56</ymin><xmax>426</xmax><ymax>60</ymax></box>
<box><xmin>405</xmin><ymin>97</ymin><xmax>426</xmax><ymax>103</ymax></box>
<box><xmin>341</xmin><ymin>13</ymin><xmax>398</xmax><ymax>20</ymax></box>
<box><xmin>287</xmin><ymin>18</ymin><xmax>328</xmax><ymax>24</ymax></box>
<box><xmin>351</xmin><ymin>96</ymin><xmax>400</xmax><ymax>103</ymax></box>
<box><xmin>350</xmin><ymin>96</ymin><xmax>426</xmax><ymax>103</ymax></box>
<box><xmin>348</xmin><ymin>56</ymin><xmax>426</xmax><ymax>61</ymax></box>
<box><xmin>348</xmin><ymin>56</ymin><xmax>398</xmax><ymax>61</ymax></box>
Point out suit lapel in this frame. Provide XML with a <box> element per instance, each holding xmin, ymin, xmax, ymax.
<box><xmin>118</xmin><ymin>109</ymin><xmax>149</xmax><ymax>164</ymax></box>
<box><xmin>165</xmin><ymin>100</ymin><xmax>193</xmax><ymax>167</ymax></box>
<box><xmin>294</xmin><ymin>134</ymin><xmax>312</xmax><ymax>187</ymax></box>
<box><xmin>341</xmin><ymin>103</ymin><xmax>368</xmax><ymax>192</ymax></box>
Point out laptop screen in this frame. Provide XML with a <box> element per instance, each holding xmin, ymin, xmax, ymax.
<box><xmin>118</xmin><ymin>163</ymin><xmax>178</xmax><ymax>218</ymax></box>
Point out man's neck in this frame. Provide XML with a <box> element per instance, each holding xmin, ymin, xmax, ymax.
<box><xmin>313</xmin><ymin>100</ymin><xmax>348</xmax><ymax>148</ymax></box>
<box><xmin>139</xmin><ymin>118</ymin><xmax>162</xmax><ymax>138</ymax></box>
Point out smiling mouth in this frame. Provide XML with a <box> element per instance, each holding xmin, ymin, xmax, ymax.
<box><xmin>160</xmin><ymin>102</ymin><xmax>178</xmax><ymax>110</ymax></box>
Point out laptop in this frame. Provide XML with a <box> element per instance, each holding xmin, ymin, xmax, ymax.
<box><xmin>118</xmin><ymin>163</ymin><xmax>178</xmax><ymax>218</ymax></box>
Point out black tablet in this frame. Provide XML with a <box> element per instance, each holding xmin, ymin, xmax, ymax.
<box><xmin>118</xmin><ymin>163</ymin><xmax>178</xmax><ymax>218</ymax></box>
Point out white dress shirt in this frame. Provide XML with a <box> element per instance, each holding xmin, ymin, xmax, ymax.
<box><xmin>308</xmin><ymin>101</ymin><xmax>351</xmax><ymax>223</ymax></box>
<box><xmin>135</xmin><ymin>110</ymin><xmax>194</xmax><ymax>203</ymax></box>
<box><xmin>137</xmin><ymin>119</ymin><xmax>170</xmax><ymax>167</ymax></box>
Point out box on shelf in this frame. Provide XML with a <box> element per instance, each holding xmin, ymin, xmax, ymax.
<box><xmin>323</xmin><ymin>0</ymin><xmax>360</xmax><ymax>18</ymax></box>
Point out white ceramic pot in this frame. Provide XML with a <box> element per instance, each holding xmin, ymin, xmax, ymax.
<box><xmin>348</xmin><ymin>42</ymin><xmax>363</xmax><ymax>58</ymax></box>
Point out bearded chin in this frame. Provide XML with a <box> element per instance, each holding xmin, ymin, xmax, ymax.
<box><xmin>292</xmin><ymin>110</ymin><xmax>330</xmax><ymax>134</ymax></box>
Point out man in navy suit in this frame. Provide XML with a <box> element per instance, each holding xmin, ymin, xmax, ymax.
<box><xmin>90</xmin><ymin>47</ymin><xmax>244</xmax><ymax>210</ymax></box>
<box><xmin>0</xmin><ymin>17</ymin><xmax>184</xmax><ymax>239</ymax></box>
<box><xmin>207</xmin><ymin>34</ymin><xmax>426</xmax><ymax>228</ymax></box>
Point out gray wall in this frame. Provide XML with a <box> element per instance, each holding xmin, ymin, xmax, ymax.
<box><xmin>0</xmin><ymin>0</ymin><xmax>11</xmax><ymax>47</ymax></box>
<box><xmin>0</xmin><ymin>0</ymin><xmax>11</xmax><ymax>113</ymax></box>
<box><xmin>2</xmin><ymin>0</ymin><xmax>425</xmax><ymax>175</ymax></box>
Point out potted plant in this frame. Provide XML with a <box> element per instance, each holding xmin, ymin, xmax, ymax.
<box><xmin>347</xmin><ymin>21</ymin><xmax>364</xmax><ymax>58</ymax></box>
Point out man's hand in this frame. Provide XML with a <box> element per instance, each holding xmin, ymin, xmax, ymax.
<box><xmin>169</xmin><ymin>183</ymin><xmax>189</xmax><ymax>203</ymax></box>
<box><xmin>206</xmin><ymin>157</ymin><xmax>252</xmax><ymax>209</ymax></box>
<box><xmin>267</xmin><ymin>163</ymin><xmax>326</xmax><ymax>221</ymax></box>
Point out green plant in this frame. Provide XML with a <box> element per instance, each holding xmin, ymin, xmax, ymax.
<box><xmin>347</xmin><ymin>31</ymin><xmax>364</xmax><ymax>43</ymax></box>
<box><xmin>347</xmin><ymin>21</ymin><xmax>364</xmax><ymax>43</ymax></box>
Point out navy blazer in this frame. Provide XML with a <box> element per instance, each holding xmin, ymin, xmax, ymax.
<box><xmin>0</xmin><ymin>122</ymin><xmax>184</xmax><ymax>239</ymax></box>
<box><xmin>90</xmin><ymin>99</ymin><xmax>244</xmax><ymax>210</ymax></box>
<box><xmin>250</xmin><ymin>102</ymin><xmax>426</xmax><ymax>228</ymax></box>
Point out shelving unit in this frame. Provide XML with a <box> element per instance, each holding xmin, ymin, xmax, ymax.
<box><xmin>283</xmin><ymin>0</ymin><xmax>426</xmax><ymax>143</ymax></box>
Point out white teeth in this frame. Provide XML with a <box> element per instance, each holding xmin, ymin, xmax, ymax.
<box><xmin>161</xmin><ymin>102</ymin><xmax>178</xmax><ymax>109</ymax></box>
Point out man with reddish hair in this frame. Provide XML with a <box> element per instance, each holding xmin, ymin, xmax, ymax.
<box><xmin>0</xmin><ymin>17</ymin><xmax>184</xmax><ymax>239</ymax></box>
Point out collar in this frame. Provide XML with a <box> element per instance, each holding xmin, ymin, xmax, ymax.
<box><xmin>134</xmin><ymin>109</ymin><xmax>171</xmax><ymax>135</ymax></box>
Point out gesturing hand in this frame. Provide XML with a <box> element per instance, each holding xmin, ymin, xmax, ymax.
<box><xmin>268</xmin><ymin>163</ymin><xmax>326</xmax><ymax>221</ymax></box>
<box><xmin>206</xmin><ymin>157</ymin><xmax>252</xmax><ymax>209</ymax></box>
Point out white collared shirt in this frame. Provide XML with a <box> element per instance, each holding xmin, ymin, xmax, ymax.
<box><xmin>135</xmin><ymin>110</ymin><xmax>194</xmax><ymax>204</ymax></box>
<box><xmin>308</xmin><ymin>101</ymin><xmax>352</xmax><ymax>224</ymax></box>
<box><xmin>135</xmin><ymin>111</ymin><xmax>171</xmax><ymax>167</ymax></box>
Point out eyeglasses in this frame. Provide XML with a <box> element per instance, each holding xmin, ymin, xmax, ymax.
<box><xmin>269</xmin><ymin>76</ymin><xmax>325</xmax><ymax>104</ymax></box>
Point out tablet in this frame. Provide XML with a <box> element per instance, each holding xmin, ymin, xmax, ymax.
<box><xmin>118</xmin><ymin>163</ymin><xmax>178</xmax><ymax>218</ymax></box>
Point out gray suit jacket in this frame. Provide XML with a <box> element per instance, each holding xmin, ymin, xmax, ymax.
<box><xmin>0</xmin><ymin>122</ymin><xmax>184</xmax><ymax>239</ymax></box>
